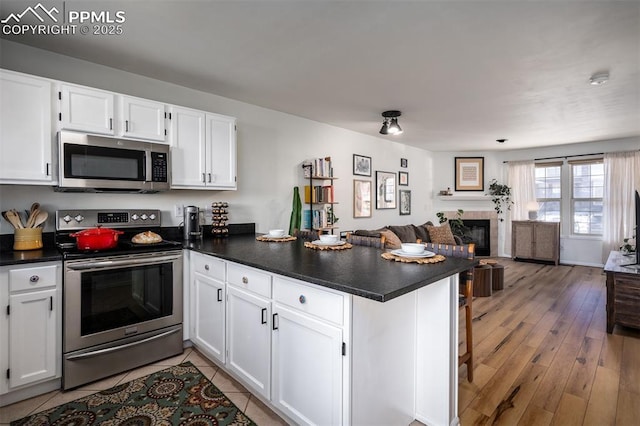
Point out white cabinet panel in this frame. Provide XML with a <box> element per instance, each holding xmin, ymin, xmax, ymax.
<box><xmin>9</xmin><ymin>289</ymin><xmax>57</xmax><ymax>388</ymax></box>
<box><xmin>59</xmin><ymin>84</ymin><xmax>114</xmax><ymax>135</ymax></box>
<box><xmin>120</xmin><ymin>96</ymin><xmax>166</xmax><ymax>142</ymax></box>
<box><xmin>0</xmin><ymin>70</ymin><xmax>54</xmax><ymax>184</ymax></box>
<box><xmin>191</xmin><ymin>270</ymin><xmax>226</xmax><ymax>363</ymax></box>
<box><xmin>272</xmin><ymin>304</ymin><xmax>343</xmax><ymax>426</ymax></box>
<box><xmin>169</xmin><ymin>106</ymin><xmax>207</xmax><ymax>187</ymax></box>
<box><xmin>206</xmin><ymin>113</ymin><xmax>237</xmax><ymax>189</ymax></box>
<box><xmin>227</xmin><ymin>286</ymin><xmax>271</xmax><ymax>399</ymax></box>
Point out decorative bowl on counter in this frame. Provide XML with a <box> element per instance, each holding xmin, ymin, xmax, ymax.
<box><xmin>319</xmin><ymin>234</ymin><xmax>339</xmax><ymax>244</ymax></box>
<box><xmin>268</xmin><ymin>229</ymin><xmax>285</xmax><ymax>237</ymax></box>
<box><xmin>400</xmin><ymin>243</ymin><xmax>425</xmax><ymax>254</ymax></box>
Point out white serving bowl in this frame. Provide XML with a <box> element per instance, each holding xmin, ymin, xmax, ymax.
<box><xmin>268</xmin><ymin>229</ymin><xmax>285</xmax><ymax>237</ymax></box>
<box><xmin>401</xmin><ymin>243</ymin><xmax>425</xmax><ymax>254</ymax></box>
<box><xmin>319</xmin><ymin>234</ymin><xmax>339</xmax><ymax>243</ymax></box>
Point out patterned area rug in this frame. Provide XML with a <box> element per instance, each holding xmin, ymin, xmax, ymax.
<box><xmin>11</xmin><ymin>362</ymin><xmax>257</xmax><ymax>426</ymax></box>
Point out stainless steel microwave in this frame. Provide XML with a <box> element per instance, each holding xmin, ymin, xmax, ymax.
<box><xmin>57</xmin><ymin>131</ymin><xmax>170</xmax><ymax>193</ymax></box>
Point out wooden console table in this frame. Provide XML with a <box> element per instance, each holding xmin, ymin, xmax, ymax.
<box><xmin>604</xmin><ymin>251</ymin><xmax>640</xmax><ymax>333</ymax></box>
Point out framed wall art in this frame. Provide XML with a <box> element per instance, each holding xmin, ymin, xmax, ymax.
<box><xmin>400</xmin><ymin>158</ymin><xmax>408</xmax><ymax>168</ymax></box>
<box><xmin>399</xmin><ymin>190</ymin><xmax>411</xmax><ymax>215</ymax></box>
<box><xmin>353</xmin><ymin>154</ymin><xmax>372</xmax><ymax>176</ymax></box>
<box><xmin>399</xmin><ymin>171</ymin><xmax>409</xmax><ymax>186</ymax></box>
<box><xmin>454</xmin><ymin>157</ymin><xmax>484</xmax><ymax>191</ymax></box>
<box><xmin>353</xmin><ymin>179</ymin><xmax>372</xmax><ymax>218</ymax></box>
<box><xmin>376</xmin><ymin>171</ymin><xmax>396</xmax><ymax>209</ymax></box>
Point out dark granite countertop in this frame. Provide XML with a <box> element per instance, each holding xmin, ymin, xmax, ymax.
<box><xmin>186</xmin><ymin>235</ymin><xmax>477</xmax><ymax>302</ymax></box>
<box><xmin>0</xmin><ymin>232</ymin><xmax>62</xmax><ymax>266</ymax></box>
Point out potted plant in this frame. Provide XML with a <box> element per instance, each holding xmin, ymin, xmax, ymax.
<box><xmin>619</xmin><ymin>228</ymin><xmax>636</xmax><ymax>254</ymax></box>
<box><xmin>488</xmin><ymin>179</ymin><xmax>513</xmax><ymax>221</ymax></box>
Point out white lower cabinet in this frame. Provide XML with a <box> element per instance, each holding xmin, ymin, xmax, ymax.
<box><xmin>226</xmin><ymin>285</ymin><xmax>271</xmax><ymax>399</ymax></box>
<box><xmin>1</xmin><ymin>262</ymin><xmax>62</xmax><ymax>401</ymax></box>
<box><xmin>190</xmin><ymin>252</ymin><xmax>226</xmax><ymax>363</ymax></box>
<box><xmin>271</xmin><ymin>303</ymin><xmax>344</xmax><ymax>426</ymax></box>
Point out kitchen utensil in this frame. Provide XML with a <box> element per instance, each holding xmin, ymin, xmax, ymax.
<box><xmin>5</xmin><ymin>210</ymin><xmax>24</xmax><ymax>229</ymax></box>
<box><xmin>70</xmin><ymin>227</ymin><xmax>124</xmax><ymax>250</ymax></box>
<box><xmin>31</xmin><ymin>210</ymin><xmax>48</xmax><ymax>228</ymax></box>
<box><xmin>25</xmin><ymin>203</ymin><xmax>41</xmax><ymax>227</ymax></box>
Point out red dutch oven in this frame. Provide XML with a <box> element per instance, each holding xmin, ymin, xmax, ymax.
<box><xmin>70</xmin><ymin>227</ymin><xmax>124</xmax><ymax>250</ymax></box>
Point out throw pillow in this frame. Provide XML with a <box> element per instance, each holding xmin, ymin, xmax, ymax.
<box><xmin>387</xmin><ymin>225</ymin><xmax>417</xmax><ymax>243</ymax></box>
<box><xmin>412</xmin><ymin>224</ymin><xmax>430</xmax><ymax>243</ymax></box>
<box><xmin>379</xmin><ymin>228</ymin><xmax>402</xmax><ymax>249</ymax></box>
<box><xmin>426</xmin><ymin>222</ymin><xmax>457</xmax><ymax>245</ymax></box>
<box><xmin>353</xmin><ymin>229</ymin><xmax>382</xmax><ymax>238</ymax></box>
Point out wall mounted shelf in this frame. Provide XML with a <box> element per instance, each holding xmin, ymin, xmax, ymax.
<box><xmin>437</xmin><ymin>195</ymin><xmax>490</xmax><ymax>201</ymax></box>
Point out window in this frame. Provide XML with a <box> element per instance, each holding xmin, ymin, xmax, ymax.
<box><xmin>571</xmin><ymin>160</ymin><xmax>603</xmax><ymax>235</ymax></box>
<box><xmin>535</xmin><ymin>163</ymin><xmax>562</xmax><ymax>222</ymax></box>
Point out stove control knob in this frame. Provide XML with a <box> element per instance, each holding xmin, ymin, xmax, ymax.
<box><xmin>149</xmin><ymin>214</ymin><xmax>156</xmax><ymax>220</ymax></box>
<box><xmin>141</xmin><ymin>214</ymin><xmax>148</xmax><ymax>220</ymax></box>
<box><xmin>131</xmin><ymin>214</ymin><xmax>139</xmax><ymax>221</ymax></box>
<box><xmin>74</xmin><ymin>215</ymin><xmax>84</xmax><ymax>223</ymax></box>
<box><xmin>63</xmin><ymin>215</ymin><xmax>72</xmax><ymax>223</ymax></box>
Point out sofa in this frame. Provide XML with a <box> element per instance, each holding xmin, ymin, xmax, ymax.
<box><xmin>351</xmin><ymin>221</ymin><xmax>463</xmax><ymax>249</ymax></box>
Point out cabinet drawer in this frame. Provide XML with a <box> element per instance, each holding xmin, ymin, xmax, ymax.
<box><xmin>192</xmin><ymin>253</ymin><xmax>225</xmax><ymax>281</ymax></box>
<box><xmin>227</xmin><ymin>263</ymin><xmax>271</xmax><ymax>298</ymax></box>
<box><xmin>9</xmin><ymin>264</ymin><xmax>58</xmax><ymax>292</ymax></box>
<box><xmin>273</xmin><ymin>277</ymin><xmax>344</xmax><ymax>326</ymax></box>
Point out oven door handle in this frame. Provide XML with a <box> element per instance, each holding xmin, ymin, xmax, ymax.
<box><xmin>66</xmin><ymin>254</ymin><xmax>181</xmax><ymax>270</ymax></box>
<box><xmin>66</xmin><ymin>327</ymin><xmax>181</xmax><ymax>360</ymax></box>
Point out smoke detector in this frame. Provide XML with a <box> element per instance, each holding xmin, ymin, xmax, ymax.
<box><xmin>589</xmin><ymin>72</ymin><xmax>609</xmax><ymax>86</ymax></box>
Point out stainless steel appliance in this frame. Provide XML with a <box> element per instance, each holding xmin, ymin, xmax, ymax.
<box><xmin>183</xmin><ymin>205</ymin><xmax>202</xmax><ymax>240</ymax></box>
<box><xmin>56</xmin><ymin>209</ymin><xmax>183</xmax><ymax>390</ymax></box>
<box><xmin>57</xmin><ymin>131</ymin><xmax>170</xmax><ymax>193</ymax></box>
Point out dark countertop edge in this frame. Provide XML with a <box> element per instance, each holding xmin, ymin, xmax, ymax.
<box><xmin>189</xmin><ymin>246</ymin><xmax>476</xmax><ymax>302</ymax></box>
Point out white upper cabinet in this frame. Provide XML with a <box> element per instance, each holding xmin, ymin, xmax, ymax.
<box><xmin>0</xmin><ymin>70</ymin><xmax>54</xmax><ymax>185</ymax></box>
<box><xmin>59</xmin><ymin>84</ymin><xmax>115</xmax><ymax>135</ymax></box>
<box><xmin>120</xmin><ymin>95</ymin><xmax>167</xmax><ymax>142</ymax></box>
<box><xmin>169</xmin><ymin>106</ymin><xmax>237</xmax><ymax>190</ymax></box>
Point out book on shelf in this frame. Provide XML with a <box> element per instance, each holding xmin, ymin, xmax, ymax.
<box><xmin>302</xmin><ymin>206</ymin><xmax>334</xmax><ymax>230</ymax></box>
<box><xmin>304</xmin><ymin>156</ymin><xmax>333</xmax><ymax>177</ymax></box>
<box><xmin>304</xmin><ymin>185</ymin><xmax>335</xmax><ymax>204</ymax></box>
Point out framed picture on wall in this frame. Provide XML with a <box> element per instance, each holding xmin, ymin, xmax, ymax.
<box><xmin>399</xmin><ymin>171</ymin><xmax>409</xmax><ymax>186</ymax></box>
<box><xmin>353</xmin><ymin>179</ymin><xmax>372</xmax><ymax>218</ymax></box>
<box><xmin>353</xmin><ymin>154</ymin><xmax>372</xmax><ymax>176</ymax></box>
<box><xmin>376</xmin><ymin>171</ymin><xmax>396</xmax><ymax>209</ymax></box>
<box><xmin>454</xmin><ymin>157</ymin><xmax>484</xmax><ymax>191</ymax></box>
<box><xmin>401</xmin><ymin>158</ymin><xmax>408</xmax><ymax>168</ymax></box>
<box><xmin>399</xmin><ymin>190</ymin><xmax>411</xmax><ymax>215</ymax></box>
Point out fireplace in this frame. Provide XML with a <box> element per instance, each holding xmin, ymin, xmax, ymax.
<box><xmin>464</xmin><ymin>220</ymin><xmax>491</xmax><ymax>256</ymax></box>
<box><xmin>442</xmin><ymin>211</ymin><xmax>497</xmax><ymax>257</ymax></box>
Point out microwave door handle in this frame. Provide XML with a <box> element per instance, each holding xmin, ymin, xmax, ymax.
<box><xmin>145</xmin><ymin>152</ymin><xmax>151</xmax><ymax>182</ymax></box>
<box><xmin>67</xmin><ymin>254</ymin><xmax>181</xmax><ymax>270</ymax></box>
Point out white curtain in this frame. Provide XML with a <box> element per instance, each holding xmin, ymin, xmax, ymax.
<box><xmin>505</xmin><ymin>160</ymin><xmax>536</xmax><ymax>256</ymax></box>
<box><xmin>602</xmin><ymin>151</ymin><xmax>640</xmax><ymax>262</ymax></box>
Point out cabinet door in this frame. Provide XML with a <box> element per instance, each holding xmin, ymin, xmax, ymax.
<box><xmin>0</xmin><ymin>71</ymin><xmax>53</xmax><ymax>184</ymax></box>
<box><xmin>191</xmin><ymin>272</ymin><xmax>226</xmax><ymax>363</ymax></box>
<box><xmin>227</xmin><ymin>286</ymin><xmax>271</xmax><ymax>399</ymax></box>
<box><xmin>59</xmin><ymin>84</ymin><xmax>114</xmax><ymax>135</ymax></box>
<box><xmin>120</xmin><ymin>96</ymin><xmax>167</xmax><ymax>142</ymax></box>
<box><xmin>512</xmin><ymin>222</ymin><xmax>534</xmax><ymax>259</ymax></box>
<box><xmin>205</xmin><ymin>113</ymin><xmax>237</xmax><ymax>189</ymax></box>
<box><xmin>272</xmin><ymin>304</ymin><xmax>343</xmax><ymax>426</ymax></box>
<box><xmin>169</xmin><ymin>106</ymin><xmax>207</xmax><ymax>188</ymax></box>
<box><xmin>8</xmin><ymin>288</ymin><xmax>57</xmax><ymax>388</ymax></box>
<box><xmin>533</xmin><ymin>223</ymin><xmax>558</xmax><ymax>262</ymax></box>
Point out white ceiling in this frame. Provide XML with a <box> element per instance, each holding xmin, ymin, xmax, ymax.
<box><xmin>1</xmin><ymin>0</ymin><xmax>639</xmax><ymax>152</ymax></box>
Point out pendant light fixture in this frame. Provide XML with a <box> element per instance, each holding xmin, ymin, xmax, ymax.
<box><xmin>380</xmin><ymin>110</ymin><xmax>403</xmax><ymax>135</ymax></box>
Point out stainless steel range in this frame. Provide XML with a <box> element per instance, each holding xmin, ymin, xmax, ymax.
<box><xmin>56</xmin><ymin>209</ymin><xmax>183</xmax><ymax>390</ymax></box>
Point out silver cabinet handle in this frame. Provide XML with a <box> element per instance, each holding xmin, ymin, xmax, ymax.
<box><xmin>299</xmin><ymin>295</ymin><xmax>306</xmax><ymax>304</ymax></box>
<box><xmin>30</xmin><ymin>275</ymin><xmax>39</xmax><ymax>282</ymax></box>
<box><xmin>125</xmin><ymin>120</ymin><xmax>129</xmax><ymax>132</ymax></box>
<box><xmin>202</xmin><ymin>173</ymin><xmax>206</xmax><ymax>183</ymax></box>
<box><xmin>208</xmin><ymin>173</ymin><xmax>212</xmax><ymax>183</ymax></box>
<box><xmin>109</xmin><ymin>118</ymin><xmax>113</xmax><ymax>130</ymax></box>
<box><xmin>242</xmin><ymin>276</ymin><xmax>248</xmax><ymax>284</ymax></box>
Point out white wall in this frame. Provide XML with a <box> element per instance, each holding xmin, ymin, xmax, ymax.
<box><xmin>0</xmin><ymin>40</ymin><xmax>433</xmax><ymax>236</ymax></box>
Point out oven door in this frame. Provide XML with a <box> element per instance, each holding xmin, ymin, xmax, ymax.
<box><xmin>64</xmin><ymin>251</ymin><xmax>182</xmax><ymax>353</ymax></box>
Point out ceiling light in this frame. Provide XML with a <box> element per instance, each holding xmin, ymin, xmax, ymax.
<box><xmin>589</xmin><ymin>72</ymin><xmax>609</xmax><ymax>85</ymax></box>
<box><xmin>380</xmin><ymin>110</ymin><xmax>403</xmax><ymax>135</ymax></box>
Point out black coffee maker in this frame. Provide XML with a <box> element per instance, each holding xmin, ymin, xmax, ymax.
<box><xmin>183</xmin><ymin>206</ymin><xmax>202</xmax><ymax>240</ymax></box>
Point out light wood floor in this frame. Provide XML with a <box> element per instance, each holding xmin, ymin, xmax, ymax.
<box><xmin>458</xmin><ymin>259</ymin><xmax>640</xmax><ymax>426</ymax></box>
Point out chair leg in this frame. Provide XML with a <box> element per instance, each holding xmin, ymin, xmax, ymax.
<box><xmin>465</xmin><ymin>302</ymin><xmax>473</xmax><ymax>382</ymax></box>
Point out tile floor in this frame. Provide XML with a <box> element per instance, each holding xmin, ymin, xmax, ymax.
<box><xmin>0</xmin><ymin>347</ymin><xmax>288</xmax><ymax>425</ymax></box>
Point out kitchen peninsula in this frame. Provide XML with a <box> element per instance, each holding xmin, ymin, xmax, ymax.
<box><xmin>186</xmin><ymin>235</ymin><xmax>476</xmax><ymax>426</ymax></box>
